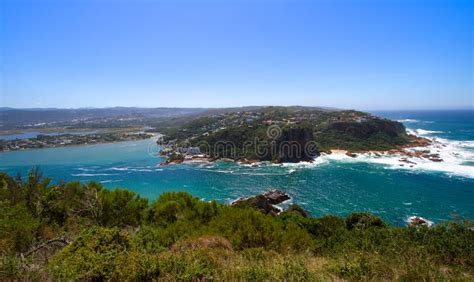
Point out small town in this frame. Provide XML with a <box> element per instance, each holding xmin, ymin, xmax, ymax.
<box><xmin>0</xmin><ymin>132</ymin><xmax>153</xmax><ymax>152</ymax></box>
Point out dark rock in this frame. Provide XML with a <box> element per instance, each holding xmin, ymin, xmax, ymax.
<box><xmin>231</xmin><ymin>189</ymin><xmax>291</xmax><ymax>215</ymax></box>
<box><xmin>399</xmin><ymin>158</ymin><xmax>417</xmax><ymax>165</ymax></box>
<box><xmin>409</xmin><ymin>216</ymin><xmax>433</xmax><ymax>227</ymax></box>
<box><xmin>274</xmin><ymin>128</ymin><xmax>320</xmax><ymax>163</ymax></box>
<box><xmin>262</xmin><ymin>189</ymin><xmax>290</xmax><ymax>205</ymax></box>
<box><xmin>232</xmin><ymin>194</ymin><xmax>280</xmax><ymax>215</ymax></box>
<box><xmin>346</xmin><ymin>152</ymin><xmax>357</xmax><ymax>158</ymax></box>
<box><xmin>240</xmin><ymin>159</ymin><xmax>260</xmax><ymax>165</ymax></box>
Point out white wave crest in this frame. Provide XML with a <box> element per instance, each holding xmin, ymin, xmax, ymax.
<box><xmin>412</xmin><ymin>129</ymin><xmax>443</xmax><ymax>136</ymax></box>
<box><xmin>71</xmin><ymin>173</ymin><xmax>118</xmax><ymax>177</ymax></box>
<box><xmin>398</xmin><ymin>119</ymin><xmax>433</xmax><ymax>124</ymax></box>
<box><xmin>107</xmin><ymin>167</ymin><xmax>153</xmax><ymax>172</ymax></box>
<box><xmin>107</xmin><ymin>167</ymin><xmax>130</xmax><ymax>171</ymax></box>
<box><xmin>397</xmin><ymin>119</ymin><xmax>419</xmax><ymax>123</ymax></box>
<box><xmin>100</xmin><ymin>180</ymin><xmax>122</xmax><ymax>183</ymax></box>
<box><xmin>76</xmin><ymin>167</ymin><xmax>97</xmax><ymax>172</ymax></box>
<box><xmin>317</xmin><ymin>133</ymin><xmax>474</xmax><ymax>179</ymax></box>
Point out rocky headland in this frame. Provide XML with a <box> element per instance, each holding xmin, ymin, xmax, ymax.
<box><xmin>157</xmin><ymin>107</ymin><xmax>439</xmax><ymax>165</ymax></box>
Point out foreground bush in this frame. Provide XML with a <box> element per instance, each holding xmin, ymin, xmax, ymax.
<box><xmin>0</xmin><ymin>170</ymin><xmax>473</xmax><ymax>280</ymax></box>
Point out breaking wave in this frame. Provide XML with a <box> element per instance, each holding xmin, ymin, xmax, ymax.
<box><xmin>397</xmin><ymin>119</ymin><xmax>419</xmax><ymax>123</ymax></box>
<box><xmin>71</xmin><ymin>173</ymin><xmax>118</xmax><ymax>177</ymax></box>
<box><xmin>405</xmin><ymin>216</ymin><xmax>434</xmax><ymax>227</ymax></box>
<box><xmin>410</xmin><ymin>129</ymin><xmax>443</xmax><ymax>135</ymax></box>
<box><xmin>398</xmin><ymin>119</ymin><xmax>434</xmax><ymax>124</ymax></box>
<box><xmin>316</xmin><ymin>129</ymin><xmax>474</xmax><ymax>179</ymax></box>
<box><xmin>107</xmin><ymin>167</ymin><xmax>154</xmax><ymax>172</ymax></box>
<box><xmin>100</xmin><ymin>179</ymin><xmax>123</xmax><ymax>184</ymax></box>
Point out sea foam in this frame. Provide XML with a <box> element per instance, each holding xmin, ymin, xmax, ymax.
<box><xmin>397</xmin><ymin>119</ymin><xmax>419</xmax><ymax>123</ymax></box>
<box><xmin>71</xmin><ymin>173</ymin><xmax>118</xmax><ymax>177</ymax></box>
<box><xmin>100</xmin><ymin>179</ymin><xmax>123</xmax><ymax>184</ymax></box>
<box><xmin>412</xmin><ymin>129</ymin><xmax>443</xmax><ymax>135</ymax></box>
<box><xmin>318</xmin><ymin>128</ymin><xmax>474</xmax><ymax>179</ymax></box>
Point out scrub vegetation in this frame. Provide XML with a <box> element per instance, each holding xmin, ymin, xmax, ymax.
<box><xmin>0</xmin><ymin>169</ymin><xmax>472</xmax><ymax>280</ymax></box>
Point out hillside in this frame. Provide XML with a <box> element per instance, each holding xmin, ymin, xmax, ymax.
<box><xmin>160</xmin><ymin>107</ymin><xmax>414</xmax><ymax>163</ymax></box>
<box><xmin>0</xmin><ymin>107</ymin><xmax>208</xmax><ymax>130</ymax></box>
<box><xmin>0</xmin><ymin>106</ymin><xmax>332</xmax><ymax>131</ymax></box>
<box><xmin>0</xmin><ymin>170</ymin><xmax>472</xmax><ymax>280</ymax></box>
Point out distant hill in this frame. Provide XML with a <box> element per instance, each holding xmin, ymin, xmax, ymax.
<box><xmin>0</xmin><ymin>106</ymin><xmax>339</xmax><ymax>130</ymax></box>
<box><xmin>0</xmin><ymin>107</ymin><xmax>208</xmax><ymax>129</ymax></box>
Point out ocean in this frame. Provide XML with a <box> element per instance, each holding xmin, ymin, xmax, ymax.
<box><xmin>1</xmin><ymin>110</ymin><xmax>473</xmax><ymax>226</ymax></box>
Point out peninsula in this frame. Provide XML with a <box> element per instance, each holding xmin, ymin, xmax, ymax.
<box><xmin>158</xmin><ymin>106</ymin><xmax>433</xmax><ymax>164</ymax></box>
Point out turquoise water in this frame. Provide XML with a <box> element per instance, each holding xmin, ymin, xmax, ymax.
<box><xmin>1</xmin><ymin>110</ymin><xmax>473</xmax><ymax>226</ymax></box>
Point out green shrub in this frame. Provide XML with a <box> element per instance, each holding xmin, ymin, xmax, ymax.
<box><xmin>0</xmin><ymin>202</ymin><xmax>39</xmax><ymax>254</ymax></box>
<box><xmin>346</xmin><ymin>212</ymin><xmax>386</xmax><ymax>230</ymax></box>
<box><xmin>99</xmin><ymin>188</ymin><xmax>148</xmax><ymax>227</ymax></box>
<box><xmin>281</xmin><ymin>260</ymin><xmax>311</xmax><ymax>280</ymax></box>
<box><xmin>280</xmin><ymin>221</ymin><xmax>314</xmax><ymax>252</ymax></box>
<box><xmin>0</xmin><ymin>255</ymin><xmax>22</xmax><ymax>279</ymax></box>
<box><xmin>336</xmin><ymin>257</ymin><xmax>373</xmax><ymax>280</ymax></box>
<box><xmin>48</xmin><ymin>226</ymin><xmax>136</xmax><ymax>280</ymax></box>
<box><xmin>209</xmin><ymin>207</ymin><xmax>282</xmax><ymax>250</ymax></box>
<box><xmin>146</xmin><ymin>192</ymin><xmax>219</xmax><ymax>227</ymax></box>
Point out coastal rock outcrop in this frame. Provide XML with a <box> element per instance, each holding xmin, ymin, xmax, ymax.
<box><xmin>408</xmin><ymin>216</ymin><xmax>433</xmax><ymax>227</ymax></box>
<box><xmin>231</xmin><ymin>189</ymin><xmax>291</xmax><ymax>215</ymax></box>
<box><xmin>230</xmin><ymin>189</ymin><xmax>313</xmax><ymax>217</ymax></box>
<box><xmin>262</xmin><ymin>189</ymin><xmax>291</xmax><ymax>204</ymax></box>
<box><xmin>273</xmin><ymin>128</ymin><xmax>319</xmax><ymax>163</ymax></box>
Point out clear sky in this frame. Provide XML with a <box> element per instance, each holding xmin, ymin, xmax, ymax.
<box><xmin>1</xmin><ymin>0</ymin><xmax>472</xmax><ymax>110</ymax></box>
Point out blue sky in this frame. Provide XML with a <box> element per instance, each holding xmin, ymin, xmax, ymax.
<box><xmin>1</xmin><ymin>0</ymin><xmax>472</xmax><ymax>110</ymax></box>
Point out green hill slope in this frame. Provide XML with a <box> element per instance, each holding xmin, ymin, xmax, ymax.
<box><xmin>0</xmin><ymin>170</ymin><xmax>472</xmax><ymax>280</ymax></box>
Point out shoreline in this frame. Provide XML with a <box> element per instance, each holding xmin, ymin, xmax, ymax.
<box><xmin>160</xmin><ymin>133</ymin><xmax>474</xmax><ymax>179</ymax></box>
<box><xmin>0</xmin><ymin>133</ymin><xmax>158</xmax><ymax>153</ymax></box>
<box><xmin>162</xmin><ymin>134</ymin><xmax>435</xmax><ymax>166</ymax></box>
<box><xmin>0</xmin><ymin>126</ymin><xmax>151</xmax><ymax>136</ymax></box>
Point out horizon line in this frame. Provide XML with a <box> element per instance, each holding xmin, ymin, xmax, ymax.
<box><xmin>0</xmin><ymin>106</ymin><xmax>473</xmax><ymax>112</ymax></box>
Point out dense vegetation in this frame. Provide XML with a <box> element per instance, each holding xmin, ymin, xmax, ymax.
<box><xmin>1</xmin><ymin>170</ymin><xmax>473</xmax><ymax>280</ymax></box>
<box><xmin>161</xmin><ymin>107</ymin><xmax>412</xmax><ymax>162</ymax></box>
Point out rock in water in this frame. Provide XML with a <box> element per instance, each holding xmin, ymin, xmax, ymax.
<box><xmin>231</xmin><ymin>189</ymin><xmax>291</xmax><ymax>215</ymax></box>
<box><xmin>408</xmin><ymin>216</ymin><xmax>434</xmax><ymax>227</ymax></box>
<box><xmin>262</xmin><ymin>189</ymin><xmax>291</xmax><ymax>205</ymax></box>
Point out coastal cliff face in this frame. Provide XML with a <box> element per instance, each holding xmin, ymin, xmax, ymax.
<box><xmin>190</xmin><ymin>127</ymin><xmax>318</xmax><ymax>163</ymax></box>
<box><xmin>159</xmin><ymin>107</ymin><xmax>412</xmax><ymax>163</ymax></box>
<box><xmin>274</xmin><ymin>127</ymin><xmax>319</xmax><ymax>163</ymax></box>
